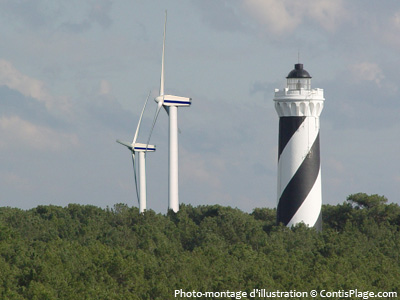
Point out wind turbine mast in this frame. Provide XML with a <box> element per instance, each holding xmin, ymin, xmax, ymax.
<box><xmin>169</xmin><ymin>100</ymin><xmax>179</xmax><ymax>212</ymax></box>
<box><xmin>148</xmin><ymin>10</ymin><xmax>191</xmax><ymax>212</ymax></box>
<box><xmin>117</xmin><ymin>92</ymin><xmax>156</xmax><ymax>213</ymax></box>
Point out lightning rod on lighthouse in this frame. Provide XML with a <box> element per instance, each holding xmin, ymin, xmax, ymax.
<box><xmin>273</xmin><ymin>63</ymin><xmax>325</xmax><ymax>231</ymax></box>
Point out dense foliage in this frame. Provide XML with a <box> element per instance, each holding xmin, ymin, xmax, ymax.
<box><xmin>0</xmin><ymin>193</ymin><xmax>399</xmax><ymax>299</ymax></box>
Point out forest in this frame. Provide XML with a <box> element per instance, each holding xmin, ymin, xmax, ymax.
<box><xmin>0</xmin><ymin>193</ymin><xmax>399</xmax><ymax>299</ymax></box>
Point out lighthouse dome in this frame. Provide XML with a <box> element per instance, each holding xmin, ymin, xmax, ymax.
<box><xmin>286</xmin><ymin>63</ymin><xmax>311</xmax><ymax>90</ymax></box>
<box><xmin>287</xmin><ymin>63</ymin><xmax>311</xmax><ymax>78</ymax></box>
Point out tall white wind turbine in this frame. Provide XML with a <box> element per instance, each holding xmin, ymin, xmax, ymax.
<box><xmin>117</xmin><ymin>92</ymin><xmax>156</xmax><ymax>213</ymax></box>
<box><xmin>147</xmin><ymin>11</ymin><xmax>191</xmax><ymax>212</ymax></box>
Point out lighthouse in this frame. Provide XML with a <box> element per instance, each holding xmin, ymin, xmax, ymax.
<box><xmin>273</xmin><ymin>63</ymin><xmax>324</xmax><ymax>231</ymax></box>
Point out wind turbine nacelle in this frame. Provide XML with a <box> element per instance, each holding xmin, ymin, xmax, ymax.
<box><xmin>156</xmin><ymin>95</ymin><xmax>191</xmax><ymax>107</ymax></box>
<box><xmin>134</xmin><ymin>143</ymin><xmax>156</xmax><ymax>152</ymax></box>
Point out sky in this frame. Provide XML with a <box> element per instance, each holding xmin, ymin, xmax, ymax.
<box><xmin>1</xmin><ymin>0</ymin><xmax>399</xmax><ymax>213</ymax></box>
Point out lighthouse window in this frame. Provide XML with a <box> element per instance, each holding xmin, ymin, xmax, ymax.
<box><xmin>287</xmin><ymin>78</ymin><xmax>311</xmax><ymax>90</ymax></box>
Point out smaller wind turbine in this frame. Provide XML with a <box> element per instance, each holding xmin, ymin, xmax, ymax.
<box><xmin>117</xmin><ymin>92</ymin><xmax>156</xmax><ymax>213</ymax></box>
<box><xmin>147</xmin><ymin>11</ymin><xmax>191</xmax><ymax>212</ymax></box>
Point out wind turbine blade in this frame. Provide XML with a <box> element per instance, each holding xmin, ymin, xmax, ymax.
<box><xmin>146</xmin><ymin>101</ymin><xmax>163</xmax><ymax>151</ymax></box>
<box><xmin>160</xmin><ymin>10</ymin><xmax>167</xmax><ymax>96</ymax></box>
<box><xmin>132</xmin><ymin>152</ymin><xmax>139</xmax><ymax>205</ymax></box>
<box><xmin>132</xmin><ymin>91</ymin><xmax>151</xmax><ymax>145</ymax></box>
<box><xmin>116</xmin><ymin>140</ymin><xmax>133</xmax><ymax>149</ymax></box>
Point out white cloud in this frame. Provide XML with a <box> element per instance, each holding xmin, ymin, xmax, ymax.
<box><xmin>0</xmin><ymin>116</ymin><xmax>79</xmax><ymax>151</ymax></box>
<box><xmin>381</xmin><ymin>10</ymin><xmax>400</xmax><ymax>50</ymax></box>
<box><xmin>0</xmin><ymin>59</ymin><xmax>73</xmax><ymax>114</ymax></box>
<box><xmin>99</xmin><ymin>79</ymin><xmax>112</xmax><ymax>95</ymax></box>
<box><xmin>0</xmin><ymin>59</ymin><xmax>53</xmax><ymax>108</ymax></box>
<box><xmin>307</xmin><ymin>0</ymin><xmax>346</xmax><ymax>31</ymax></box>
<box><xmin>393</xmin><ymin>11</ymin><xmax>400</xmax><ymax>28</ymax></box>
<box><xmin>243</xmin><ymin>0</ymin><xmax>300</xmax><ymax>34</ymax></box>
<box><xmin>242</xmin><ymin>0</ymin><xmax>346</xmax><ymax>34</ymax></box>
<box><xmin>349</xmin><ymin>62</ymin><xmax>385</xmax><ymax>86</ymax></box>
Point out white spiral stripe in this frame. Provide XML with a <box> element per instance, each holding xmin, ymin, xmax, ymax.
<box><xmin>277</xmin><ymin>117</ymin><xmax>319</xmax><ymax>198</ymax></box>
<box><xmin>286</xmin><ymin>168</ymin><xmax>322</xmax><ymax>227</ymax></box>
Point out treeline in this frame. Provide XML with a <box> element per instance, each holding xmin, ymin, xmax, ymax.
<box><xmin>0</xmin><ymin>193</ymin><xmax>399</xmax><ymax>299</ymax></box>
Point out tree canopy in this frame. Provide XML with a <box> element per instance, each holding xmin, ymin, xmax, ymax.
<box><xmin>0</xmin><ymin>193</ymin><xmax>399</xmax><ymax>299</ymax></box>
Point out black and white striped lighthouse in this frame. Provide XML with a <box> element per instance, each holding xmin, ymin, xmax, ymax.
<box><xmin>273</xmin><ymin>63</ymin><xmax>324</xmax><ymax>231</ymax></box>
